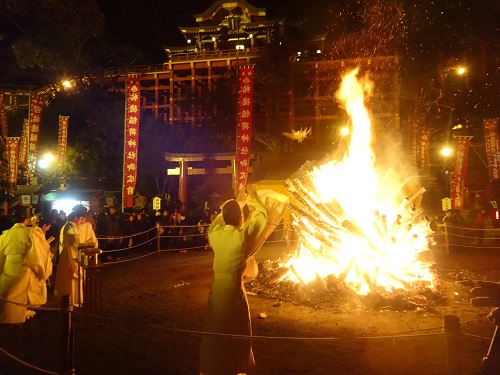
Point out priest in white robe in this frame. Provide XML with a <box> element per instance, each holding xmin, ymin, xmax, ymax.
<box><xmin>0</xmin><ymin>207</ymin><xmax>46</xmax><ymax>324</ymax></box>
<box><xmin>27</xmin><ymin>217</ymin><xmax>54</xmax><ymax>306</ymax></box>
<box><xmin>54</xmin><ymin>205</ymin><xmax>88</xmax><ymax>307</ymax></box>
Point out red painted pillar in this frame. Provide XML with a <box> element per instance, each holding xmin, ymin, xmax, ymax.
<box><xmin>178</xmin><ymin>160</ymin><xmax>188</xmax><ymax>210</ymax></box>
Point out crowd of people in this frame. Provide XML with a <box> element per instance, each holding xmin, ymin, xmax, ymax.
<box><xmin>0</xmin><ymin>190</ymin><xmax>298</xmax><ymax>375</ymax></box>
<box><xmin>0</xmin><ymin>203</ymin><xmax>220</xmax><ymax>323</ymax></box>
<box><xmin>90</xmin><ymin>206</ymin><xmax>216</xmax><ymax>257</ymax></box>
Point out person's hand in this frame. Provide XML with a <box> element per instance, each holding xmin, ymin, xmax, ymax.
<box><xmin>471</xmin><ymin>280</ymin><xmax>500</xmax><ymax>307</ymax></box>
<box><xmin>236</xmin><ymin>189</ymin><xmax>249</xmax><ymax>208</ymax></box>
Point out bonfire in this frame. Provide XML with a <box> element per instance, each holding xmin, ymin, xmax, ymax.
<box><xmin>250</xmin><ymin>69</ymin><xmax>437</xmax><ymax>309</ymax></box>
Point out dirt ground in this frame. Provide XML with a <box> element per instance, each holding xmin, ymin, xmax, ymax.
<box><xmin>1</xmin><ymin>242</ymin><xmax>499</xmax><ymax>375</ymax></box>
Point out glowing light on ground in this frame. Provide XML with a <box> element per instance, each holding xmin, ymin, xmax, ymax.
<box><xmin>283</xmin><ymin>69</ymin><xmax>435</xmax><ymax>295</ymax></box>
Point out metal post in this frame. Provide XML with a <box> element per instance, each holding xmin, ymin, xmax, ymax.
<box><xmin>444</xmin><ymin>314</ymin><xmax>463</xmax><ymax>375</ymax></box>
<box><xmin>156</xmin><ymin>223</ymin><xmax>161</xmax><ymax>252</ymax></box>
<box><xmin>67</xmin><ymin>327</ymin><xmax>75</xmax><ymax>375</ymax></box>
<box><xmin>481</xmin><ymin>325</ymin><xmax>500</xmax><ymax>374</ymax></box>
<box><xmin>60</xmin><ymin>295</ymin><xmax>74</xmax><ymax>375</ymax></box>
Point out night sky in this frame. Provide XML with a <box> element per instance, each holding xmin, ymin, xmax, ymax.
<box><xmin>96</xmin><ymin>0</ymin><xmax>335</xmax><ymax>60</ymax></box>
<box><xmin>94</xmin><ymin>0</ymin><xmax>499</xmax><ymax>68</ymax></box>
<box><xmin>1</xmin><ymin>0</ymin><xmax>497</xmax><ymax>75</ymax></box>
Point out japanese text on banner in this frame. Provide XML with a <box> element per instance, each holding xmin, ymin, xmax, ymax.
<box><xmin>417</xmin><ymin>128</ymin><xmax>431</xmax><ymax>170</ymax></box>
<box><xmin>27</xmin><ymin>97</ymin><xmax>43</xmax><ymax>184</ymax></box>
<box><xmin>0</xmin><ymin>92</ymin><xmax>6</xmax><ymax>139</ymax></box>
<box><xmin>450</xmin><ymin>136</ymin><xmax>471</xmax><ymax>210</ymax></box>
<box><xmin>7</xmin><ymin>137</ymin><xmax>20</xmax><ymax>185</ymax></box>
<box><xmin>123</xmin><ymin>76</ymin><xmax>141</xmax><ymax>208</ymax></box>
<box><xmin>57</xmin><ymin>115</ymin><xmax>70</xmax><ymax>168</ymax></box>
<box><xmin>236</xmin><ymin>66</ymin><xmax>254</xmax><ymax>193</ymax></box>
<box><xmin>484</xmin><ymin>118</ymin><xmax>500</xmax><ymax>181</ymax></box>
<box><xmin>19</xmin><ymin>119</ymin><xmax>29</xmax><ymax>166</ymax></box>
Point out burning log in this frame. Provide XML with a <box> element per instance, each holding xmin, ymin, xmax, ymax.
<box><xmin>363</xmin><ymin>271</ymin><xmax>377</xmax><ymax>293</ymax></box>
<box><xmin>290</xmin><ymin>264</ymin><xmax>308</xmax><ymax>286</ymax></box>
<box><xmin>337</xmin><ymin>258</ymin><xmax>355</xmax><ymax>282</ymax></box>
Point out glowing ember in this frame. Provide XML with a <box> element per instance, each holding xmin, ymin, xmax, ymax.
<box><xmin>283</xmin><ymin>69</ymin><xmax>435</xmax><ymax>295</ymax></box>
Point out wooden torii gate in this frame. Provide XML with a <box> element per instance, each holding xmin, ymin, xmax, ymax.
<box><xmin>165</xmin><ymin>152</ymin><xmax>253</xmax><ymax>209</ymax></box>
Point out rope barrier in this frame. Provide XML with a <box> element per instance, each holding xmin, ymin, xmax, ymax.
<box><xmin>91</xmin><ymin>225</ymin><xmax>293</xmax><ymax>259</ymax></box>
<box><xmin>446</xmin><ymin>232</ymin><xmax>500</xmax><ymax>241</ymax></box>
<box><xmin>462</xmin><ymin>331</ymin><xmax>493</xmax><ymax>341</ymax></box>
<box><xmin>72</xmin><ymin>309</ymin><xmax>446</xmax><ymax>341</ymax></box>
<box><xmin>2</xmin><ymin>218</ymin><xmax>494</xmax><ymax>373</ymax></box>
<box><xmin>0</xmin><ymin>346</ymin><xmax>59</xmax><ymax>375</ymax></box>
<box><xmin>100</xmin><ymin>235</ymin><xmax>157</xmax><ymax>253</ymax></box>
<box><xmin>95</xmin><ymin>226</ymin><xmax>157</xmax><ymax>241</ymax></box>
<box><xmin>94</xmin><ymin>224</ymin><xmax>295</xmax><ymax>242</ymax></box>
<box><xmin>98</xmin><ymin>249</ymin><xmax>158</xmax><ymax>266</ymax></box>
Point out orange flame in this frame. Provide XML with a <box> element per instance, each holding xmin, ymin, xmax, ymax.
<box><xmin>284</xmin><ymin>69</ymin><xmax>435</xmax><ymax>295</ymax></box>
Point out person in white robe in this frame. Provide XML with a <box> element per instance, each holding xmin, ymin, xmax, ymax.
<box><xmin>54</xmin><ymin>205</ymin><xmax>88</xmax><ymax>307</ymax></box>
<box><xmin>0</xmin><ymin>207</ymin><xmax>46</xmax><ymax>324</ymax></box>
<box><xmin>77</xmin><ymin>220</ymin><xmax>98</xmax><ymax>249</ymax></box>
<box><xmin>27</xmin><ymin>217</ymin><xmax>54</xmax><ymax>306</ymax></box>
<box><xmin>199</xmin><ymin>188</ymin><xmax>288</xmax><ymax>375</ymax></box>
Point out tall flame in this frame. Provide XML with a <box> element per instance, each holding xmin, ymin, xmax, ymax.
<box><xmin>284</xmin><ymin>69</ymin><xmax>434</xmax><ymax>295</ymax></box>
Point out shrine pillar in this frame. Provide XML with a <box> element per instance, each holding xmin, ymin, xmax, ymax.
<box><xmin>178</xmin><ymin>160</ymin><xmax>189</xmax><ymax>210</ymax></box>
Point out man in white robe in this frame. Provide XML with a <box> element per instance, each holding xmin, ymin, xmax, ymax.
<box><xmin>0</xmin><ymin>208</ymin><xmax>46</xmax><ymax>324</ymax></box>
<box><xmin>77</xmin><ymin>220</ymin><xmax>98</xmax><ymax>249</ymax></box>
<box><xmin>27</xmin><ymin>217</ymin><xmax>54</xmax><ymax>306</ymax></box>
<box><xmin>54</xmin><ymin>205</ymin><xmax>87</xmax><ymax>307</ymax></box>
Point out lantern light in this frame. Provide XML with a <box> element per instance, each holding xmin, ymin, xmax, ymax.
<box><xmin>441</xmin><ymin>146</ymin><xmax>453</xmax><ymax>157</ymax></box>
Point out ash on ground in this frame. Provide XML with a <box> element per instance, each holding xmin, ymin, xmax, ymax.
<box><xmin>246</xmin><ymin>260</ymin><xmax>449</xmax><ymax>312</ymax></box>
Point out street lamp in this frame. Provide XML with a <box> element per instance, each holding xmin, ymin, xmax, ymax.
<box><xmin>440</xmin><ymin>146</ymin><xmax>453</xmax><ymax>193</ymax></box>
<box><xmin>38</xmin><ymin>152</ymin><xmax>56</xmax><ymax>175</ymax></box>
<box><xmin>441</xmin><ymin>146</ymin><xmax>453</xmax><ymax>157</ymax></box>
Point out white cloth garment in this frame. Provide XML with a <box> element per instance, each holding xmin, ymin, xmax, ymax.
<box><xmin>27</xmin><ymin>226</ymin><xmax>53</xmax><ymax>306</ymax></box>
<box><xmin>0</xmin><ymin>223</ymin><xmax>45</xmax><ymax>324</ymax></box>
<box><xmin>54</xmin><ymin>222</ymin><xmax>82</xmax><ymax>306</ymax></box>
<box><xmin>54</xmin><ymin>221</ymin><xmax>98</xmax><ymax>307</ymax></box>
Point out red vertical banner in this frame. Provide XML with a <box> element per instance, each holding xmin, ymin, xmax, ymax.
<box><xmin>236</xmin><ymin>66</ymin><xmax>254</xmax><ymax>193</ymax></box>
<box><xmin>27</xmin><ymin>97</ymin><xmax>43</xmax><ymax>184</ymax></box>
<box><xmin>57</xmin><ymin>115</ymin><xmax>69</xmax><ymax>168</ymax></box>
<box><xmin>410</xmin><ymin>120</ymin><xmax>420</xmax><ymax>167</ymax></box>
<box><xmin>450</xmin><ymin>136</ymin><xmax>471</xmax><ymax>210</ymax></box>
<box><xmin>7</xmin><ymin>137</ymin><xmax>20</xmax><ymax>185</ymax></box>
<box><xmin>0</xmin><ymin>91</ymin><xmax>6</xmax><ymax>139</ymax></box>
<box><xmin>417</xmin><ymin>128</ymin><xmax>432</xmax><ymax>170</ymax></box>
<box><xmin>19</xmin><ymin>119</ymin><xmax>29</xmax><ymax>166</ymax></box>
<box><xmin>122</xmin><ymin>76</ymin><xmax>140</xmax><ymax>209</ymax></box>
<box><xmin>484</xmin><ymin>118</ymin><xmax>500</xmax><ymax>181</ymax></box>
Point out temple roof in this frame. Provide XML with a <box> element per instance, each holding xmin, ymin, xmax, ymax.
<box><xmin>179</xmin><ymin>25</ymin><xmax>223</xmax><ymax>35</ymax></box>
<box><xmin>194</xmin><ymin>0</ymin><xmax>266</xmax><ymax>23</ymax></box>
<box><xmin>164</xmin><ymin>46</ymin><xmax>198</xmax><ymax>54</ymax></box>
<box><xmin>241</xmin><ymin>19</ymin><xmax>284</xmax><ymax>30</ymax></box>
<box><xmin>178</xmin><ymin>20</ymin><xmax>280</xmax><ymax>36</ymax></box>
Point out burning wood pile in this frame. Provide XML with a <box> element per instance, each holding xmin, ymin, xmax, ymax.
<box><xmin>246</xmin><ymin>69</ymin><xmax>442</xmax><ymax>311</ymax></box>
<box><xmin>246</xmin><ymin>259</ymin><xmax>444</xmax><ymax>311</ymax></box>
